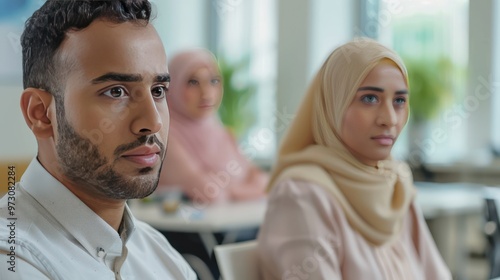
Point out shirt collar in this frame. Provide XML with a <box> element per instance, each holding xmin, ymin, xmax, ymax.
<box><xmin>121</xmin><ymin>204</ymin><xmax>136</xmax><ymax>242</ymax></box>
<box><xmin>21</xmin><ymin>158</ymin><xmax>137</xmax><ymax>260</ymax></box>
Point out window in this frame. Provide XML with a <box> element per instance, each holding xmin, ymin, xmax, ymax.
<box><xmin>377</xmin><ymin>0</ymin><xmax>469</xmax><ymax>164</ymax></box>
<box><xmin>214</xmin><ymin>0</ymin><xmax>278</xmax><ymax>163</ymax></box>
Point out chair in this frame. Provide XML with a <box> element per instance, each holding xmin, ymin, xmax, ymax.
<box><xmin>483</xmin><ymin>187</ymin><xmax>500</xmax><ymax>279</ymax></box>
<box><xmin>214</xmin><ymin>240</ymin><xmax>259</xmax><ymax>280</ymax></box>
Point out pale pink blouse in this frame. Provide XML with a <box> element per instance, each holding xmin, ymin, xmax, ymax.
<box><xmin>257</xmin><ymin>179</ymin><xmax>452</xmax><ymax>280</ymax></box>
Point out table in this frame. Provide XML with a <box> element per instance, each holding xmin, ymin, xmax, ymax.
<box><xmin>130</xmin><ymin>183</ymin><xmax>485</xmax><ymax>280</ymax></box>
<box><xmin>131</xmin><ymin>183</ymin><xmax>483</xmax><ymax>231</ymax></box>
<box><xmin>129</xmin><ymin>198</ymin><xmax>267</xmax><ymax>280</ymax></box>
<box><xmin>129</xmin><ymin>198</ymin><xmax>267</xmax><ymax>234</ymax></box>
<box><xmin>415</xmin><ymin>181</ymin><xmax>484</xmax><ymax>219</ymax></box>
<box><xmin>415</xmin><ymin>182</ymin><xmax>485</xmax><ymax>280</ymax></box>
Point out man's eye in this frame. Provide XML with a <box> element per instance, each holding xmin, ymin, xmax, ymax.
<box><xmin>102</xmin><ymin>87</ymin><xmax>128</xmax><ymax>98</ymax></box>
<box><xmin>152</xmin><ymin>86</ymin><xmax>168</xmax><ymax>99</ymax></box>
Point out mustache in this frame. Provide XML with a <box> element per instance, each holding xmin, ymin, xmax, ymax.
<box><xmin>114</xmin><ymin>135</ymin><xmax>165</xmax><ymax>158</ymax></box>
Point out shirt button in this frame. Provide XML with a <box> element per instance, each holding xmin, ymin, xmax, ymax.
<box><xmin>97</xmin><ymin>247</ymin><xmax>106</xmax><ymax>258</ymax></box>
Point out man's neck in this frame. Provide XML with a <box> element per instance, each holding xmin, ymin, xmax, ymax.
<box><xmin>61</xmin><ymin>181</ymin><xmax>126</xmax><ymax>231</ymax></box>
<box><xmin>37</xmin><ymin>155</ymin><xmax>126</xmax><ymax>231</ymax></box>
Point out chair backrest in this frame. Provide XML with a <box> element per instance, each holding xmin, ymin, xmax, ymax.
<box><xmin>214</xmin><ymin>240</ymin><xmax>259</xmax><ymax>280</ymax></box>
<box><xmin>483</xmin><ymin>187</ymin><xmax>500</xmax><ymax>279</ymax></box>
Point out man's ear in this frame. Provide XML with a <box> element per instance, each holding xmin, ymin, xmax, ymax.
<box><xmin>20</xmin><ymin>88</ymin><xmax>55</xmax><ymax>138</ymax></box>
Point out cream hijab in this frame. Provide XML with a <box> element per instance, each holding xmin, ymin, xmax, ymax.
<box><xmin>269</xmin><ymin>39</ymin><xmax>416</xmax><ymax>246</ymax></box>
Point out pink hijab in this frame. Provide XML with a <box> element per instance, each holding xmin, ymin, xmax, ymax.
<box><xmin>166</xmin><ymin>49</ymin><xmax>251</xmax><ymax>177</ymax></box>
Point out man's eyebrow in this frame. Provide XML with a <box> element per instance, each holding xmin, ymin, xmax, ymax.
<box><xmin>155</xmin><ymin>74</ymin><xmax>170</xmax><ymax>83</ymax></box>
<box><xmin>92</xmin><ymin>72</ymin><xmax>143</xmax><ymax>84</ymax></box>
<box><xmin>357</xmin><ymin>86</ymin><xmax>409</xmax><ymax>95</ymax></box>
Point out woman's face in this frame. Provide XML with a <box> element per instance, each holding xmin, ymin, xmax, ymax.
<box><xmin>341</xmin><ymin>61</ymin><xmax>409</xmax><ymax>166</ymax></box>
<box><xmin>182</xmin><ymin>67</ymin><xmax>223</xmax><ymax>119</ymax></box>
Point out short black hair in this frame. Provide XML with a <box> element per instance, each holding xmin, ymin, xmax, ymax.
<box><xmin>21</xmin><ymin>0</ymin><xmax>152</xmax><ymax>96</ymax></box>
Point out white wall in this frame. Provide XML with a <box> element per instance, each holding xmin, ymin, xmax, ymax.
<box><xmin>151</xmin><ymin>0</ymin><xmax>210</xmax><ymax>57</ymax></box>
<box><xmin>468</xmin><ymin>0</ymin><xmax>497</xmax><ymax>162</ymax></box>
<box><xmin>274</xmin><ymin>0</ymin><xmax>356</xmax><ymax>143</ymax></box>
<box><xmin>309</xmin><ymin>0</ymin><xmax>356</xmax><ymax>77</ymax></box>
<box><xmin>0</xmin><ymin>4</ymin><xmax>38</xmax><ymax>162</ymax></box>
<box><xmin>490</xmin><ymin>0</ymin><xmax>500</xmax><ymax>152</ymax></box>
<box><xmin>0</xmin><ymin>2</ymin><xmax>39</xmax><ymax>161</ymax></box>
<box><xmin>0</xmin><ymin>85</ymin><xmax>37</xmax><ymax>161</ymax></box>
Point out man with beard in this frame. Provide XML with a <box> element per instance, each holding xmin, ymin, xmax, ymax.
<box><xmin>0</xmin><ymin>1</ymin><xmax>196</xmax><ymax>279</ymax></box>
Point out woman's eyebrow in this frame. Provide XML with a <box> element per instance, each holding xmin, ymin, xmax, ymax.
<box><xmin>357</xmin><ymin>86</ymin><xmax>409</xmax><ymax>95</ymax></box>
<box><xmin>357</xmin><ymin>86</ymin><xmax>383</xmax><ymax>92</ymax></box>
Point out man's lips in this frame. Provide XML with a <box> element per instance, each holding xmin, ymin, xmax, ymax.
<box><xmin>371</xmin><ymin>135</ymin><xmax>395</xmax><ymax>146</ymax></box>
<box><xmin>121</xmin><ymin>145</ymin><xmax>161</xmax><ymax>167</ymax></box>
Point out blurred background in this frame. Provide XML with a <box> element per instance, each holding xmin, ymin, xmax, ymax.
<box><xmin>1</xmin><ymin>0</ymin><xmax>499</xmax><ymax>279</ymax></box>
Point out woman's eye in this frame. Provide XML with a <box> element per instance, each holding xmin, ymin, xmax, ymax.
<box><xmin>394</xmin><ymin>97</ymin><xmax>407</xmax><ymax>105</ymax></box>
<box><xmin>211</xmin><ymin>78</ymin><xmax>221</xmax><ymax>85</ymax></box>
<box><xmin>361</xmin><ymin>95</ymin><xmax>378</xmax><ymax>104</ymax></box>
<box><xmin>152</xmin><ymin>86</ymin><xmax>168</xmax><ymax>99</ymax></box>
<box><xmin>188</xmin><ymin>79</ymin><xmax>199</xmax><ymax>86</ymax></box>
<box><xmin>102</xmin><ymin>87</ymin><xmax>128</xmax><ymax>98</ymax></box>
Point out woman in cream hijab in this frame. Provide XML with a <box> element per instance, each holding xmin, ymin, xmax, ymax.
<box><xmin>257</xmin><ymin>39</ymin><xmax>451</xmax><ymax>279</ymax></box>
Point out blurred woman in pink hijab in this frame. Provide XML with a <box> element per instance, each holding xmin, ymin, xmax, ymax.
<box><xmin>159</xmin><ymin>49</ymin><xmax>268</xmax><ymax>205</ymax></box>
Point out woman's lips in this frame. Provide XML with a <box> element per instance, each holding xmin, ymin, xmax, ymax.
<box><xmin>371</xmin><ymin>136</ymin><xmax>395</xmax><ymax>146</ymax></box>
<box><xmin>199</xmin><ymin>104</ymin><xmax>214</xmax><ymax>109</ymax></box>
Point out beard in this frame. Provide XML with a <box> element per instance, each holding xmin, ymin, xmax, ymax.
<box><xmin>54</xmin><ymin>97</ymin><xmax>166</xmax><ymax>200</ymax></box>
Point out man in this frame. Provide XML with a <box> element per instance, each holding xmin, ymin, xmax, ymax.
<box><xmin>0</xmin><ymin>1</ymin><xmax>196</xmax><ymax>279</ymax></box>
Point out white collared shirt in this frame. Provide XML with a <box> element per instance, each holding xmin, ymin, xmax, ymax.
<box><xmin>0</xmin><ymin>159</ymin><xmax>197</xmax><ymax>280</ymax></box>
